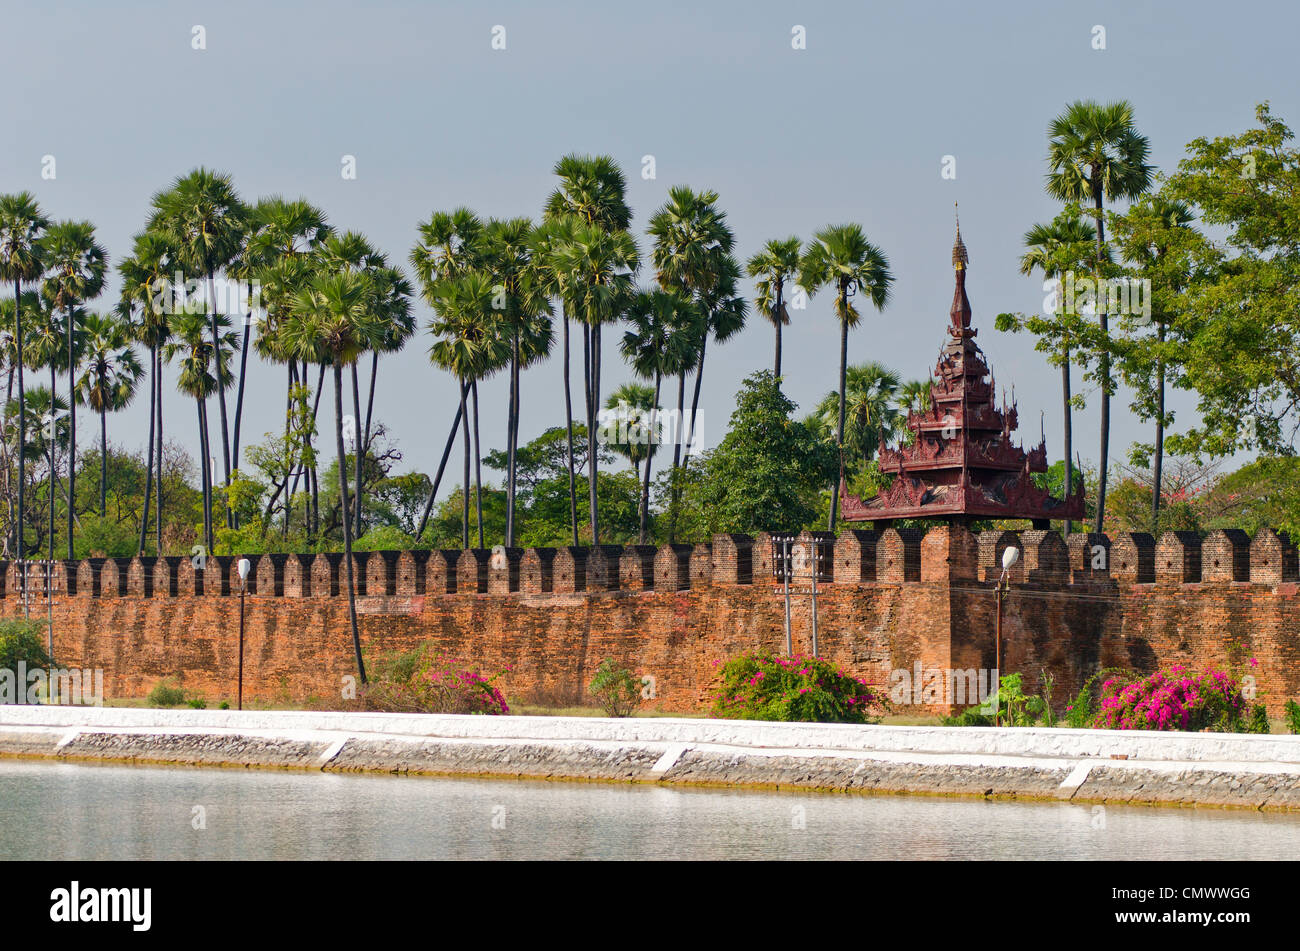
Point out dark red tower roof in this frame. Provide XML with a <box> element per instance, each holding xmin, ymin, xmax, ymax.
<box><xmin>840</xmin><ymin>221</ymin><xmax>1084</xmax><ymax>525</ymax></box>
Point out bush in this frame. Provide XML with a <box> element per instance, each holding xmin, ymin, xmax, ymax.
<box><xmin>1092</xmin><ymin>666</ymin><xmax>1268</xmax><ymax>733</ymax></box>
<box><xmin>939</xmin><ymin>673</ymin><xmax>1044</xmax><ymax>727</ymax></box>
<box><xmin>1286</xmin><ymin>700</ymin><xmax>1300</xmax><ymax>735</ymax></box>
<box><xmin>362</xmin><ymin>646</ymin><xmax>509</xmax><ymax>715</ymax></box>
<box><xmin>711</xmin><ymin>650</ymin><xmax>887</xmax><ymax>724</ymax></box>
<box><xmin>0</xmin><ymin>619</ymin><xmax>51</xmax><ymax>673</ymax></box>
<box><xmin>147</xmin><ymin>678</ymin><xmax>187</xmax><ymax>708</ymax></box>
<box><xmin>588</xmin><ymin>659</ymin><xmax>642</xmax><ymax>717</ymax></box>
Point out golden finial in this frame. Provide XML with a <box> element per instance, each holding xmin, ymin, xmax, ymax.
<box><xmin>952</xmin><ymin>203</ymin><xmax>969</xmax><ymax>271</ymax></box>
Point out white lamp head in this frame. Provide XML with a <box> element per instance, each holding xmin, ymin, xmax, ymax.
<box><xmin>1001</xmin><ymin>547</ymin><xmax>1020</xmax><ymax>571</ymax></box>
<box><xmin>237</xmin><ymin>558</ymin><xmax>251</xmax><ymax>581</ymax></box>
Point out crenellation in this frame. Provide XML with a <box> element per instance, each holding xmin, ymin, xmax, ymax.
<box><xmin>1111</xmin><ymin>532</ymin><xmax>1156</xmax><ymax>584</ymax></box>
<box><xmin>1021</xmin><ymin>530</ymin><xmax>1068</xmax><ymax>584</ymax></box>
<box><xmin>619</xmin><ymin>545</ymin><xmax>657</xmax><ymax>590</ymax></box>
<box><xmin>457</xmin><ymin>549</ymin><xmax>491</xmax><ymax>594</ymax></box>
<box><xmin>1249</xmin><ymin>529</ymin><xmax>1300</xmax><ymax>584</ymax></box>
<box><xmin>313</xmin><ymin>553</ymin><xmax>343</xmax><ymax>598</ymax></box>
<box><xmin>553</xmin><ymin>547</ymin><xmax>588</xmax><ymax>593</ymax></box>
<box><xmin>710</xmin><ymin>534</ymin><xmax>754</xmax><ymax>585</ymax></box>
<box><xmin>587</xmin><ymin>545</ymin><xmax>623</xmax><ymax>592</ymax></box>
<box><xmin>655</xmin><ymin>544</ymin><xmax>692</xmax><ymax>591</ymax></box>
<box><xmin>878</xmin><ymin>528</ymin><xmax>923</xmax><ymax>583</ymax></box>
<box><xmin>689</xmin><ymin>543</ymin><xmax>714</xmax><ymax>587</ymax></box>
<box><xmin>1202</xmin><ymin>529</ymin><xmax>1251</xmax><ymax>583</ymax></box>
<box><xmin>367</xmin><ymin>550</ymin><xmax>402</xmax><ymax>596</ymax></box>
<box><xmin>977</xmin><ymin>530</ymin><xmax>1025</xmax><ymax>584</ymax></box>
<box><xmin>487</xmin><ymin>547</ymin><xmax>524</xmax><ymax>595</ymax></box>
<box><xmin>521</xmin><ymin>548</ymin><xmax>557</xmax><ymax>594</ymax></box>
<box><xmin>283</xmin><ymin>554</ymin><xmax>308</xmax><ymax>598</ymax></box>
<box><xmin>428</xmin><ymin>550</ymin><xmax>459</xmax><ymax>594</ymax></box>
<box><xmin>1066</xmin><ymin>532</ymin><xmax>1111</xmax><ymax>583</ymax></box>
<box><xmin>920</xmin><ymin>525</ymin><xmax>979</xmax><ymax>582</ymax></box>
<box><xmin>1156</xmin><ymin>531</ymin><xmax>1203</xmax><ymax>584</ymax></box>
<box><xmin>834</xmin><ymin>529</ymin><xmax>879</xmax><ymax>584</ymax></box>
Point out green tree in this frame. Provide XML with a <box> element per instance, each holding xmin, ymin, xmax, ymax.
<box><xmin>746</xmin><ymin>237</ymin><xmax>801</xmax><ymax>384</ymax></box>
<box><xmin>1046</xmin><ymin>100</ymin><xmax>1154</xmax><ymax>532</ymax></box>
<box><xmin>0</xmin><ymin>192</ymin><xmax>50</xmax><ymax>557</ymax></box>
<box><xmin>798</xmin><ymin>224</ymin><xmax>893</xmax><ymax>531</ymax></box>
<box><xmin>75</xmin><ymin>312</ymin><xmax>143</xmax><ymax>516</ymax></box>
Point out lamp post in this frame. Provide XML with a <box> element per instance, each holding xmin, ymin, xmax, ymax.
<box><xmin>237</xmin><ymin>557</ymin><xmax>250</xmax><ymax>711</ymax></box>
<box><xmin>994</xmin><ymin>546</ymin><xmax>1019</xmax><ymax>727</ymax></box>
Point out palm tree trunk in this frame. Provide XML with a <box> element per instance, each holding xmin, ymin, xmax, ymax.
<box><xmin>505</xmin><ymin>334</ymin><xmax>519</xmax><ymax>547</ymax></box>
<box><xmin>138</xmin><ymin>345</ymin><xmax>157</xmax><ymax>553</ymax></box>
<box><xmin>333</xmin><ymin>361</ymin><xmax>366</xmax><ymax>685</ymax></box>
<box><xmin>415</xmin><ymin>384</ymin><xmax>467</xmax><ymax>541</ymax></box>
<box><xmin>99</xmin><ymin>405</ymin><xmax>108</xmax><ymax>519</ymax></box>
<box><xmin>207</xmin><ymin>274</ymin><xmax>232</xmax><ymax>496</ymax></box>
<box><xmin>197</xmin><ymin>397</ymin><xmax>212</xmax><ymax>553</ymax></box>
<box><xmin>49</xmin><ymin>363</ymin><xmax>57</xmax><ymax>560</ymax></box>
<box><xmin>640</xmin><ymin>371</ymin><xmax>661</xmax><ymax>544</ymax></box>
<box><xmin>588</xmin><ymin>322</ymin><xmax>601</xmax><ymax>546</ymax></box>
<box><xmin>1062</xmin><ymin>345</ymin><xmax>1074</xmax><ymax>538</ymax></box>
<box><xmin>471</xmin><ymin>377</ymin><xmax>484</xmax><ymax>548</ymax></box>
<box><xmin>66</xmin><ymin>305</ymin><xmax>76</xmax><ymax>559</ymax></box>
<box><xmin>774</xmin><ymin>281</ymin><xmax>784</xmax><ymax>383</ymax></box>
<box><xmin>1093</xmin><ymin>188</ymin><xmax>1110</xmax><ymax>535</ymax></box>
<box><xmin>1152</xmin><ymin>326</ymin><xmax>1166</xmax><ymax>529</ymax></box>
<box><xmin>669</xmin><ymin>371</ymin><xmax>686</xmax><ymax>544</ymax></box>
<box><xmin>155</xmin><ymin>347</ymin><xmax>164</xmax><ymax>555</ymax></box>
<box><xmin>351</xmin><ymin>362</ymin><xmax>363</xmax><ymax>539</ymax></box>
<box><xmin>562</xmin><ymin>313</ymin><xmax>578</xmax><ymax>546</ymax></box>
<box><xmin>363</xmin><ymin>350</ymin><xmax>379</xmax><ymax>454</ymax></box>
<box><xmin>830</xmin><ymin>289</ymin><xmax>850</xmax><ymax>532</ymax></box>
<box><xmin>459</xmin><ymin>377</ymin><xmax>470</xmax><ymax>548</ymax></box>
<box><xmin>14</xmin><ymin>278</ymin><xmax>25</xmax><ymax>560</ymax></box>
<box><xmin>683</xmin><ymin>330</ymin><xmax>708</xmax><ymax>464</ymax></box>
<box><xmin>231</xmin><ymin>312</ymin><xmax>252</xmax><ymax>476</ymax></box>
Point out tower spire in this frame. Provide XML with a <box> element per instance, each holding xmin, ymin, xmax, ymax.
<box><xmin>949</xmin><ymin>203</ymin><xmax>972</xmax><ymax>330</ymax></box>
<box><xmin>952</xmin><ymin>203</ymin><xmax>968</xmax><ymax>271</ymax></box>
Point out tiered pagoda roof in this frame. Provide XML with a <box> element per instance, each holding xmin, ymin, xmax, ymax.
<box><xmin>840</xmin><ymin>221</ymin><xmax>1084</xmax><ymax>526</ymax></box>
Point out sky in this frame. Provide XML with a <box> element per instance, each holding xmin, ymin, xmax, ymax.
<box><xmin>3</xmin><ymin>0</ymin><xmax>1295</xmax><ymax>499</ymax></box>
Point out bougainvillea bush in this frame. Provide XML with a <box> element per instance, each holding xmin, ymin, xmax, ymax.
<box><xmin>1092</xmin><ymin>666</ymin><xmax>1267</xmax><ymax>733</ymax></box>
<box><xmin>711</xmin><ymin>650</ymin><xmax>887</xmax><ymax>724</ymax></box>
<box><xmin>362</xmin><ymin>646</ymin><xmax>509</xmax><ymax>715</ymax></box>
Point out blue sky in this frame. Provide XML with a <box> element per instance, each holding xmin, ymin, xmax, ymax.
<box><xmin>3</xmin><ymin>0</ymin><xmax>1295</xmax><ymax>494</ymax></box>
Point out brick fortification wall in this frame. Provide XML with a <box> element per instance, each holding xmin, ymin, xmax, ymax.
<box><xmin>2</xmin><ymin>526</ymin><xmax>1298</xmax><ymax>715</ymax></box>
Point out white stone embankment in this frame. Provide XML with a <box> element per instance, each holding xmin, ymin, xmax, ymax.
<box><xmin>3</xmin><ymin>706</ymin><xmax>1300</xmax><ymax>809</ymax></box>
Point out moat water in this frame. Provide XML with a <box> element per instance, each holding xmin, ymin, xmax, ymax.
<box><xmin>3</xmin><ymin>760</ymin><xmax>1298</xmax><ymax>860</ymax></box>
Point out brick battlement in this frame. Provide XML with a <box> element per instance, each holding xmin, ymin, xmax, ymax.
<box><xmin>4</xmin><ymin>526</ymin><xmax>1297</xmax><ymax>601</ymax></box>
<box><xmin>2</xmin><ymin>525</ymin><xmax>1297</xmax><ymax>717</ymax></box>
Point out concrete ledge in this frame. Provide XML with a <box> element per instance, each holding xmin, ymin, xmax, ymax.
<box><xmin>3</xmin><ymin>707</ymin><xmax>1300</xmax><ymax>809</ymax></box>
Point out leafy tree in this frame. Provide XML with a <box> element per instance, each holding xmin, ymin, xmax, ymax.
<box><xmin>1046</xmin><ymin>100</ymin><xmax>1154</xmax><ymax>532</ymax></box>
<box><xmin>798</xmin><ymin>224</ymin><xmax>893</xmax><ymax>530</ymax></box>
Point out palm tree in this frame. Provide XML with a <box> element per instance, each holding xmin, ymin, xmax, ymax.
<box><xmin>798</xmin><ymin>224</ymin><xmax>894</xmax><ymax>531</ymax></box>
<box><xmin>163</xmin><ymin>309</ymin><xmax>238</xmax><ymax>552</ymax></box>
<box><xmin>283</xmin><ymin>270</ymin><xmax>390</xmax><ymax>684</ymax></box>
<box><xmin>0</xmin><ymin>192</ymin><xmax>50</xmax><ymax>558</ymax></box>
<box><xmin>427</xmin><ymin>271</ymin><xmax>509</xmax><ymax>547</ymax></box>
<box><xmin>604</xmin><ymin>382</ymin><xmax>656</xmax><ymax>538</ymax></box>
<box><xmin>1112</xmin><ymin>194</ymin><xmax>1195</xmax><ymax>527</ymax></box>
<box><xmin>648</xmin><ymin>186</ymin><xmax>745</xmax><ymax>475</ymax></box>
<box><xmin>19</xmin><ymin>385</ymin><xmax>68</xmax><ymax>558</ymax></box>
<box><xmin>621</xmin><ymin>288</ymin><xmax>697</xmax><ymax>543</ymax></box>
<box><xmin>117</xmin><ymin>230</ymin><xmax>177</xmax><ymax>554</ymax></box>
<box><xmin>25</xmin><ymin>301</ymin><xmax>73</xmax><ymax>561</ymax></box>
<box><xmin>480</xmin><ymin>217</ymin><xmax>552</xmax><ymax>547</ymax></box>
<box><xmin>411</xmin><ymin>208</ymin><xmax>485</xmax><ymax>541</ymax></box>
<box><xmin>898</xmin><ymin>379</ymin><xmax>933</xmax><ymax>416</ymax></box>
<box><xmin>75</xmin><ymin>312</ymin><xmax>143</xmax><ymax>516</ymax></box>
<box><xmin>813</xmin><ymin>362</ymin><xmax>903</xmax><ymax>462</ymax></box>
<box><xmin>544</xmin><ymin>222</ymin><xmax>638</xmax><ymax>545</ymax></box>
<box><xmin>148</xmin><ymin>169</ymin><xmax>248</xmax><ymax>503</ymax></box>
<box><xmin>232</xmin><ymin>197</ymin><xmax>332</xmax><ymax>476</ymax></box>
<box><xmin>543</xmin><ymin>155</ymin><xmax>633</xmax><ymax>546</ymax></box>
<box><xmin>1018</xmin><ymin>209</ymin><xmax>1100</xmax><ymax>535</ymax></box>
<box><xmin>746</xmin><ymin>237</ymin><xmax>801</xmax><ymax>384</ymax></box>
<box><xmin>40</xmin><ymin>221</ymin><xmax>107</xmax><ymax>557</ymax></box>
<box><xmin>1046</xmin><ymin>100</ymin><xmax>1153</xmax><ymax>533</ymax></box>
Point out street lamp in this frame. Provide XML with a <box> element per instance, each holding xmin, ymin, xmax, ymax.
<box><xmin>237</xmin><ymin>557</ymin><xmax>251</xmax><ymax>711</ymax></box>
<box><xmin>994</xmin><ymin>546</ymin><xmax>1019</xmax><ymax>727</ymax></box>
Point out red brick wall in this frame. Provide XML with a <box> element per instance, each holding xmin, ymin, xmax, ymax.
<box><xmin>3</xmin><ymin>526</ymin><xmax>1298</xmax><ymax>715</ymax></box>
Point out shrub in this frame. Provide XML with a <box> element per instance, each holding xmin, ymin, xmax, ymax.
<box><xmin>1092</xmin><ymin>666</ymin><xmax>1268</xmax><ymax>733</ymax></box>
<box><xmin>940</xmin><ymin>673</ymin><xmax>1044</xmax><ymax>727</ymax></box>
<box><xmin>148</xmin><ymin>679</ymin><xmax>187</xmax><ymax>708</ymax></box>
<box><xmin>1286</xmin><ymin>700</ymin><xmax>1300</xmax><ymax>735</ymax></box>
<box><xmin>362</xmin><ymin>645</ymin><xmax>508</xmax><ymax>715</ymax></box>
<box><xmin>588</xmin><ymin>659</ymin><xmax>642</xmax><ymax>717</ymax></box>
<box><xmin>0</xmin><ymin>619</ymin><xmax>51</xmax><ymax>673</ymax></box>
<box><xmin>711</xmin><ymin>650</ymin><xmax>887</xmax><ymax>724</ymax></box>
<box><xmin>186</xmin><ymin>698</ymin><xmax>207</xmax><ymax>709</ymax></box>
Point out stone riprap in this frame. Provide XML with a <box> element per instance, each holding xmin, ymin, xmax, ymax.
<box><xmin>3</xmin><ymin>707</ymin><xmax>1300</xmax><ymax>810</ymax></box>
